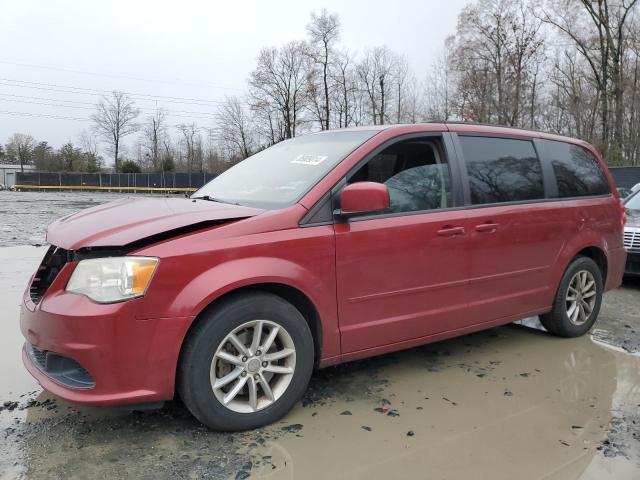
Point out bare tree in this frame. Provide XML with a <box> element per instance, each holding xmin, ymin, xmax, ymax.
<box><xmin>307</xmin><ymin>9</ymin><xmax>341</xmax><ymax>130</ymax></box>
<box><xmin>91</xmin><ymin>91</ymin><xmax>140</xmax><ymax>171</ymax></box>
<box><xmin>424</xmin><ymin>41</ymin><xmax>455</xmax><ymax>121</ymax></box>
<box><xmin>249</xmin><ymin>41</ymin><xmax>312</xmax><ymax>139</ymax></box>
<box><xmin>539</xmin><ymin>0</ymin><xmax>639</xmax><ymax>160</ymax></box>
<box><xmin>357</xmin><ymin>46</ymin><xmax>400</xmax><ymax>125</ymax></box>
<box><xmin>356</xmin><ymin>50</ymin><xmax>379</xmax><ymax>124</ymax></box>
<box><xmin>330</xmin><ymin>50</ymin><xmax>358</xmax><ymax>127</ymax></box>
<box><xmin>394</xmin><ymin>55</ymin><xmax>410</xmax><ymax>123</ymax></box>
<box><xmin>215</xmin><ymin>96</ymin><xmax>255</xmax><ymax>159</ymax></box>
<box><xmin>541</xmin><ymin>51</ymin><xmax>600</xmax><ymax>140</ymax></box>
<box><xmin>8</xmin><ymin>0</ymin><xmax>640</xmax><ymax>169</ymax></box>
<box><xmin>398</xmin><ymin>74</ymin><xmax>424</xmax><ymax>124</ymax></box>
<box><xmin>141</xmin><ymin>109</ymin><xmax>167</xmax><ymax>171</ymax></box>
<box><xmin>5</xmin><ymin>133</ymin><xmax>35</xmax><ymax>173</ymax></box>
<box><xmin>177</xmin><ymin>123</ymin><xmax>200</xmax><ymax>175</ymax></box>
<box><xmin>78</xmin><ymin>130</ymin><xmax>99</xmax><ymax>157</ymax></box>
<box><xmin>250</xmin><ymin>98</ymin><xmax>285</xmax><ymax>146</ymax></box>
<box><xmin>625</xmin><ymin>20</ymin><xmax>640</xmax><ymax>164</ymax></box>
<box><xmin>450</xmin><ymin>0</ymin><xmax>545</xmax><ymax>126</ymax></box>
<box><xmin>203</xmin><ymin>127</ymin><xmax>226</xmax><ymax>173</ymax></box>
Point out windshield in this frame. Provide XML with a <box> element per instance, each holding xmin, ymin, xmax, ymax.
<box><xmin>626</xmin><ymin>190</ymin><xmax>640</xmax><ymax>210</ymax></box>
<box><xmin>193</xmin><ymin>130</ymin><xmax>377</xmax><ymax>208</ymax></box>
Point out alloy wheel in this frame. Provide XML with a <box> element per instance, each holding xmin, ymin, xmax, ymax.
<box><xmin>210</xmin><ymin>319</ymin><xmax>296</xmax><ymax>413</ymax></box>
<box><xmin>565</xmin><ymin>270</ymin><xmax>597</xmax><ymax>326</ymax></box>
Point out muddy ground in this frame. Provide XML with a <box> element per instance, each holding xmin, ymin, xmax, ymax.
<box><xmin>0</xmin><ymin>192</ymin><xmax>639</xmax><ymax>479</ymax></box>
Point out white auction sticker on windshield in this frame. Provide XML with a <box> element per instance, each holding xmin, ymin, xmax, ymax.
<box><xmin>291</xmin><ymin>154</ymin><xmax>328</xmax><ymax>166</ymax></box>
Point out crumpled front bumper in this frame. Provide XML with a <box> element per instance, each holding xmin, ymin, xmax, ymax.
<box><xmin>20</xmin><ymin>285</ymin><xmax>193</xmax><ymax>405</ymax></box>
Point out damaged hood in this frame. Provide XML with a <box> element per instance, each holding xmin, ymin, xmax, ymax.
<box><xmin>46</xmin><ymin>196</ymin><xmax>265</xmax><ymax>250</ymax></box>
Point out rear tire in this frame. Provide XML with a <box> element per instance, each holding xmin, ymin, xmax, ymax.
<box><xmin>540</xmin><ymin>256</ymin><xmax>603</xmax><ymax>337</ymax></box>
<box><xmin>177</xmin><ymin>292</ymin><xmax>314</xmax><ymax>431</ymax></box>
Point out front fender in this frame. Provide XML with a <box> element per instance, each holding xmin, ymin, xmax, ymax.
<box><xmin>142</xmin><ymin>255</ymin><xmax>340</xmax><ymax>361</ymax></box>
<box><xmin>172</xmin><ymin>257</ymin><xmax>326</xmax><ymax>317</ymax></box>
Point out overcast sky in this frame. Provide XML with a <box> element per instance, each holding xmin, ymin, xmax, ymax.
<box><xmin>0</xmin><ymin>0</ymin><xmax>469</xmax><ymax>153</ymax></box>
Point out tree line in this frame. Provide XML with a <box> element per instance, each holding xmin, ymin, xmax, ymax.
<box><xmin>1</xmin><ymin>132</ymin><xmax>102</xmax><ymax>173</ymax></box>
<box><xmin>1</xmin><ymin>0</ymin><xmax>639</xmax><ymax>175</ymax></box>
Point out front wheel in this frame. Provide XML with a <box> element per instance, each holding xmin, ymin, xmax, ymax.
<box><xmin>540</xmin><ymin>256</ymin><xmax>603</xmax><ymax>337</ymax></box>
<box><xmin>177</xmin><ymin>292</ymin><xmax>314</xmax><ymax>431</ymax></box>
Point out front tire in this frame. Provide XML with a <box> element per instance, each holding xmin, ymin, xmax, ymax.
<box><xmin>177</xmin><ymin>292</ymin><xmax>314</xmax><ymax>431</ymax></box>
<box><xmin>540</xmin><ymin>256</ymin><xmax>603</xmax><ymax>337</ymax></box>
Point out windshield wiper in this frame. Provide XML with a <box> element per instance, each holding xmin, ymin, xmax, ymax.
<box><xmin>191</xmin><ymin>195</ymin><xmax>241</xmax><ymax>206</ymax></box>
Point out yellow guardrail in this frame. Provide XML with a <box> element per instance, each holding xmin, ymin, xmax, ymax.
<box><xmin>13</xmin><ymin>185</ymin><xmax>198</xmax><ymax>192</ymax></box>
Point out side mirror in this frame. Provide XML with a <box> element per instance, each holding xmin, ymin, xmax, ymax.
<box><xmin>338</xmin><ymin>182</ymin><xmax>390</xmax><ymax>218</ymax></box>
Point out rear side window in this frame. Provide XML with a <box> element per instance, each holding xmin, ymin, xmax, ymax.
<box><xmin>543</xmin><ymin>140</ymin><xmax>610</xmax><ymax>197</ymax></box>
<box><xmin>459</xmin><ymin>136</ymin><xmax>544</xmax><ymax>205</ymax></box>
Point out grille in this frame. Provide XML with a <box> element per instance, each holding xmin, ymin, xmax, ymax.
<box><xmin>28</xmin><ymin>344</ymin><xmax>95</xmax><ymax>389</ymax></box>
<box><xmin>30</xmin><ymin>346</ymin><xmax>47</xmax><ymax>369</ymax></box>
<box><xmin>30</xmin><ymin>246</ymin><xmax>70</xmax><ymax>304</ymax></box>
<box><xmin>624</xmin><ymin>228</ymin><xmax>640</xmax><ymax>252</ymax></box>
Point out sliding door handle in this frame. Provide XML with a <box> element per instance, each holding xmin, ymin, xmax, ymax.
<box><xmin>475</xmin><ymin>222</ymin><xmax>500</xmax><ymax>233</ymax></box>
<box><xmin>437</xmin><ymin>226</ymin><xmax>466</xmax><ymax>237</ymax></box>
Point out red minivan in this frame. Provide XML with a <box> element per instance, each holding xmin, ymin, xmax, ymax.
<box><xmin>20</xmin><ymin>123</ymin><xmax>626</xmax><ymax>430</ymax></box>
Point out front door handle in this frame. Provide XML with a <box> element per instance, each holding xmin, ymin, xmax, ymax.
<box><xmin>437</xmin><ymin>226</ymin><xmax>466</xmax><ymax>237</ymax></box>
<box><xmin>475</xmin><ymin>222</ymin><xmax>500</xmax><ymax>233</ymax></box>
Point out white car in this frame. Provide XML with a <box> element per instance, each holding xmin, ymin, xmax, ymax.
<box><xmin>623</xmin><ymin>190</ymin><xmax>640</xmax><ymax>276</ymax></box>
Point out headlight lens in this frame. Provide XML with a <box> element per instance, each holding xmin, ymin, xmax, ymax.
<box><xmin>66</xmin><ymin>256</ymin><xmax>159</xmax><ymax>303</ymax></box>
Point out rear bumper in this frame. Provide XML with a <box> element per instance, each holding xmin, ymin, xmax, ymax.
<box><xmin>605</xmin><ymin>246</ymin><xmax>628</xmax><ymax>290</ymax></box>
<box><xmin>624</xmin><ymin>250</ymin><xmax>640</xmax><ymax>276</ymax></box>
<box><xmin>20</xmin><ymin>289</ymin><xmax>193</xmax><ymax>405</ymax></box>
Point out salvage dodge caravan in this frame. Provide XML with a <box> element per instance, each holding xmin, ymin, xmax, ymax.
<box><xmin>21</xmin><ymin>124</ymin><xmax>626</xmax><ymax>431</ymax></box>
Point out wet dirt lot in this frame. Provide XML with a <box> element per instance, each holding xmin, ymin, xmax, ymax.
<box><xmin>0</xmin><ymin>191</ymin><xmax>156</xmax><ymax>247</ymax></box>
<box><xmin>1</xmin><ymin>192</ymin><xmax>639</xmax><ymax>479</ymax></box>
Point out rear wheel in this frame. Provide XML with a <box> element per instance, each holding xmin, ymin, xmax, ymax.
<box><xmin>540</xmin><ymin>256</ymin><xmax>603</xmax><ymax>337</ymax></box>
<box><xmin>178</xmin><ymin>292</ymin><xmax>314</xmax><ymax>431</ymax></box>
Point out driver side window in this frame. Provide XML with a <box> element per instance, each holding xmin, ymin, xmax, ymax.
<box><xmin>347</xmin><ymin>137</ymin><xmax>452</xmax><ymax>214</ymax></box>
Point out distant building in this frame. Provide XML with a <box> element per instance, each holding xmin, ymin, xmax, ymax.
<box><xmin>0</xmin><ymin>164</ymin><xmax>35</xmax><ymax>188</ymax></box>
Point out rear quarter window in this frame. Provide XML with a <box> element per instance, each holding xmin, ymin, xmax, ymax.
<box><xmin>543</xmin><ymin>140</ymin><xmax>611</xmax><ymax>197</ymax></box>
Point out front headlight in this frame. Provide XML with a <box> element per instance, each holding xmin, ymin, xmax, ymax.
<box><xmin>66</xmin><ymin>256</ymin><xmax>159</xmax><ymax>303</ymax></box>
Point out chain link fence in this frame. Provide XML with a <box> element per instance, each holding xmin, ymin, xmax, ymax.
<box><xmin>15</xmin><ymin>171</ymin><xmax>217</xmax><ymax>192</ymax></box>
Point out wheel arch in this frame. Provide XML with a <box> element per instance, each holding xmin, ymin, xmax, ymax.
<box><xmin>164</xmin><ymin>253</ymin><xmax>339</xmax><ymax>357</ymax></box>
<box><xmin>540</xmin><ymin>244</ymin><xmax>608</xmax><ymax>337</ymax></box>
<box><xmin>178</xmin><ymin>282</ymin><xmax>324</xmax><ymax>372</ymax></box>
<box><xmin>574</xmin><ymin>245</ymin><xmax>608</xmax><ymax>282</ymax></box>
<box><xmin>551</xmin><ymin>239</ymin><xmax>609</xmax><ymax>302</ymax></box>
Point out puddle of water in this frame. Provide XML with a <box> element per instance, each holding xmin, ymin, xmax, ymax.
<box><xmin>0</xmin><ymin>246</ymin><xmax>45</xmax><ymax>402</ymax></box>
<box><xmin>0</xmin><ymin>246</ymin><xmax>45</xmax><ymax>479</ymax></box>
<box><xmin>5</xmin><ymin>324</ymin><xmax>637</xmax><ymax>480</ymax></box>
<box><xmin>252</xmin><ymin>328</ymin><xmax>640</xmax><ymax>480</ymax></box>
